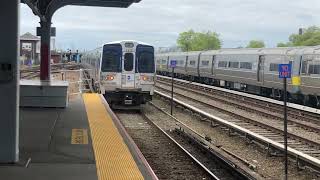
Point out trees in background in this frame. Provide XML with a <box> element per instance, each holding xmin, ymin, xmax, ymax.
<box><xmin>277</xmin><ymin>26</ymin><xmax>320</xmax><ymax>47</ymax></box>
<box><xmin>246</xmin><ymin>40</ymin><xmax>265</xmax><ymax>48</ymax></box>
<box><xmin>177</xmin><ymin>29</ymin><xmax>221</xmax><ymax>51</ymax></box>
<box><xmin>176</xmin><ymin>26</ymin><xmax>320</xmax><ymax>50</ymax></box>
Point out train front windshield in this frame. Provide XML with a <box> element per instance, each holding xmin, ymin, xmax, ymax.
<box><xmin>136</xmin><ymin>45</ymin><xmax>155</xmax><ymax>73</ymax></box>
<box><xmin>101</xmin><ymin>44</ymin><xmax>122</xmax><ymax>72</ymax></box>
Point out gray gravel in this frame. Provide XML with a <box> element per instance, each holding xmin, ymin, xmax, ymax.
<box><xmin>116</xmin><ymin>111</ymin><xmax>215</xmax><ymax>180</ymax></box>
<box><xmin>151</xmin><ymin>96</ymin><xmax>320</xmax><ymax>180</ymax></box>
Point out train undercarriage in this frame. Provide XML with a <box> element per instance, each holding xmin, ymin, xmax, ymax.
<box><xmin>103</xmin><ymin>90</ymin><xmax>152</xmax><ymax>109</ymax></box>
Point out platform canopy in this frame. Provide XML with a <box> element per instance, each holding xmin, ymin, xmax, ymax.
<box><xmin>21</xmin><ymin>0</ymin><xmax>141</xmax><ymax>20</ymax></box>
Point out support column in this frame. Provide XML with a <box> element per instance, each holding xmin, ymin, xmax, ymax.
<box><xmin>0</xmin><ymin>0</ymin><xmax>19</xmax><ymax>163</ymax></box>
<box><xmin>40</xmin><ymin>19</ymin><xmax>52</xmax><ymax>81</ymax></box>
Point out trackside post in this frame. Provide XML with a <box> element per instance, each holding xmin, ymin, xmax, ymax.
<box><xmin>278</xmin><ymin>63</ymin><xmax>291</xmax><ymax>180</ymax></box>
<box><xmin>170</xmin><ymin>60</ymin><xmax>177</xmax><ymax>115</ymax></box>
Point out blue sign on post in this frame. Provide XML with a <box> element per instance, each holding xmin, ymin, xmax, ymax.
<box><xmin>279</xmin><ymin>64</ymin><xmax>292</xmax><ymax>78</ymax></box>
<box><xmin>170</xmin><ymin>60</ymin><xmax>177</xmax><ymax>68</ymax></box>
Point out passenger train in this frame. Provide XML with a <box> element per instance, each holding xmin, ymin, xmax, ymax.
<box><xmin>156</xmin><ymin>47</ymin><xmax>320</xmax><ymax>108</ymax></box>
<box><xmin>82</xmin><ymin>40</ymin><xmax>155</xmax><ymax>108</ymax></box>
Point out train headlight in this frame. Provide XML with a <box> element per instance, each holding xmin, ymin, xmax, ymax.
<box><xmin>141</xmin><ymin>75</ymin><xmax>153</xmax><ymax>82</ymax></box>
<box><xmin>106</xmin><ymin>75</ymin><xmax>115</xmax><ymax>81</ymax></box>
<box><xmin>142</xmin><ymin>76</ymin><xmax>148</xmax><ymax>81</ymax></box>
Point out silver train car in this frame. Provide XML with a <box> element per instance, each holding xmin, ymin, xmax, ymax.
<box><xmin>156</xmin><ymin>47</ymin><xmax>320</xmax><ymax>108</ymax></box>
<box><xmin>82</xmin><ymin>40</ymin><xmax>155</xmax><ymax>108</ymax></box>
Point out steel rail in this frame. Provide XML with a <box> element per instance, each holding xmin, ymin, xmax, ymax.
<box><xmin>149</xmin><ymin>101</ymin><xmax>261</xmax><ymax>180</ymax></box>
<box><xmin>156</xmin><ymin>80</ymin><xmax>320</xmax><ymax>132</ymax></box>
<box><xmin>155</xmin><ymin>90</ymin><xmax>320</xmax><ymax>172</ymax></box>
<box><xmin>156</xmin><ymin>75</ymin><xmax>320</xmax><ymax>116</ymax></box>
<box><xmin>156</xmin><ymin>85</ymin><xmax>320</xmax><ymax>152</ymax></box>
<box><xmin>139</xmin><ymin>112</ymin><xmax>220</xmax><ymax>180</ymax></box>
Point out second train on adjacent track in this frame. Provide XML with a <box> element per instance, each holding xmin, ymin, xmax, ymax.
<box><xmin>156</xmin><ymin>47</ymin><xmax>320</xmax><ymax>108</ymax></box>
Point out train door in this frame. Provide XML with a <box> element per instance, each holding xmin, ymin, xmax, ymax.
<box><xmin>211</xmin><ymin>55</ymin><xmax>215</xmax><ymax>75</ymax></box>
<box><xmin>257</xmin><ymin>55</ymin><xmax>265</xmax><ymax>82</ymax></box>
<box><xmin>122</xmin><ymin>52</ymin><xmax>135</xmax><ymax>88</ymax></box>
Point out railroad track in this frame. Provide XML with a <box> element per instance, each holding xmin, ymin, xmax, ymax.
<box><xmin>115</xmin><ymin>110</ymin><xmax>254</xmax><ymax>180</ymax></box>
<box><xmin>156</xmin><ymin>77</ymin><xmax>320</xmax><ymax>145</ymax></box>
<box><xmin>155</xmin><ymin>81</ymin><xmax>320</xmax><ymax>148</ymax></box>
<box><xmin>156</xmin><ymin>75</ymin><xmax>320</xmax><ymax>128</ymax></box>
<box><xmin>20</xmin><ymin>63</ymin><xmax>81</xmax><ymax>79</ymax></box>
<box><xmin>153</xmin><ymin>88</ymin><xmax>320</xmax><ymax>173</ymax></box>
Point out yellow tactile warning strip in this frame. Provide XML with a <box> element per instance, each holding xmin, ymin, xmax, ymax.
<box><xmin>71</xmin><ymin>129</ymin><xmax>88</xmax><ymax>144</ymax></box>
<box><xmin>82</xmin><ymin>93</ymin><xmax>144</xmax><ymax>180</ymax></box>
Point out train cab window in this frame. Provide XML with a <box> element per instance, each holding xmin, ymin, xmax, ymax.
<box><xmin>161</xmin><ymin>60</ymin><xmax>166</xmax><ymax>64</ymax></box>
<box><xmin>308</xmin><ymin>64</ymin><xmax>320</xmax><ymax>74</ymax></box>
<box><xmin>240</xmin><ymin>62</ymin><xmax>252</xmax><ymax>69</ymax></box>
<box><xmin>124</xmin><ymin>53</ymin><xmax>134</xmax><ymax>71</ymax></box>
<box><xmin>229</xmin><ymin>61</ymin><xmax>239</xmax><ymax>68</ymax></box>
<box><xmin>201</xmin><ymin>61</ymin><xmax>209</xmax><ymax>66</ymax></box>
<box><xmin>269</xmin><ymin>63</ymin><xmax>279</xmax><ymax>72</ymax></box>
<box><xmin>101</xmin><ymin>50</ymin><xmax>121</xmax><ymax>72</ymax></box>
<box><xmin>137</xmin><ymin>51</ymin><xmax>155</xmax><ymax>73</ymax></box>
<box><xmin>218</xmin><ymin>61</ymin><xmax>228</xmax><ymax>68</ymax></box>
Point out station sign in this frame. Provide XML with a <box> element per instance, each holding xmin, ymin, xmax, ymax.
<box><xmin>170</xmin><ymin>60</ymin><xmax>177</xmax><ymax>68</ymax></box>
<box><xmin>278</xmin><ymin>64</ymin><xmax>292</xmax><ymax>79</ymax></box>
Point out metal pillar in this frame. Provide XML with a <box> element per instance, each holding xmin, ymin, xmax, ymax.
<box><xmin>0</xmin><ymin>0</ymin><xmax>19</xmax><ymax>163</ymax></box>
<box><xmin>40</xmin><ymin>19</ymin><xmax>52</xmax><ymax>81</ymax></box>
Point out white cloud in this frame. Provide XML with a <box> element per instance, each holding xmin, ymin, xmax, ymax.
<box><xmin>20</xmin><ymin>0</ymin><xmax>320</xmax><ymax>50</ymax></box>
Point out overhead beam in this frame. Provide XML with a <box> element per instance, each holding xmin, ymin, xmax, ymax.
<box><xmin>21</xmin><ymin>0</ymin><xmax>47</xmax><ymax>22</ymax></box>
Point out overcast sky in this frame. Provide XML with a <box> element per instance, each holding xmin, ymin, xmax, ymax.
<box><xmin>20</xmin><ymin>0</ymin><xmax>320</xmax><ymax>50</ymax></box>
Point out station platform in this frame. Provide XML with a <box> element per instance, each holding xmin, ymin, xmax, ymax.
<box><xmin>0</xmin><ymin>93</ymin><xmax>156</xmax><ymax>180</ymax></box>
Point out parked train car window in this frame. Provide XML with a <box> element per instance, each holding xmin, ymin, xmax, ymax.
<box><xmin>137</xmin><ymin>51</ymin><xmax>155</xmax><ymax>73</ymax></box>
<box><xmin>161</xmin><ymin>60</ymin><xmax>167</xmax><ymax>64</ymax></box>
<box><xmin>201</xmin><ymin>61</ymin><xmax>209</xmax><ymax>66</ymax></box>
<box><xmin>124</xmin><ymin>53</ymin><xmax>134</xmax><ymax>71</ymax></box>
<box><xmin>269</xmin><ymin>63</ymin><xmax>279</xmax><ymax>71</ymax></box>
<box><xmin>308</xmin><ymin>64</ymin><xmax>320</xmax><ymax>74</ymax></box>
<box><xmin>229</xmin><ymin>61</ymin><xmax>239</xmax><ymax>68</ymax></box>
<box><xmin>218</xmin><ymin>61</ymin><xmax>228</xmax><ymax>68</ymax></box>
<box><xmin>189</xmin><ymin>60</ymin><xmax>196</xmax><ymax>66</ymax></box>
<box><xmin>240</xmin><ymin>62</ymin><xmax>252</xmax><ymax>69</ymax></box>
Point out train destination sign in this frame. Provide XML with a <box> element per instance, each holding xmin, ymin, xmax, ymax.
<box><xmin>278</xmin><ymin>64</ymin><xmax>292</xmax><ymax>78</ymax></box>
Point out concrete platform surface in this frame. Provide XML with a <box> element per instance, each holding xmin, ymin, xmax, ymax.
<box><xmin>0</xmin><ymin>94</ymin><xmax>157</xmax><ymax>180</ymax></box>
<box><xmin>0</xmin><ymin>95</ymin><xmax>97</xmax><ymax>180</ymax></box>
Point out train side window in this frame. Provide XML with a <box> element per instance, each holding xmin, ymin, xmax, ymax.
<box><xmin>308</xmin><ymin>64</ymin><xmax>320</xmax><ymax>74</ymax></box>
<box><xmin>201</xmin><ymin>61</ymin><xmax>209</xmax><ymax>66</ymax></box>
<box><xmin>269</xmin><ymin>63</ymin><xmax>279</xmax><ymax>71</ymax></box>
<box><xmin>229</xmin><ymin>61</ymin><xmax>239</xmax><ymax>68</ymax></box>
<box><xmin>189</xmin><ymin>60</ymin><xmax>196</xmax><ymax>66</ymax></box>
<box><xmin>240</xmin><ymin>62</ymin><xmax>252</xmax><ymax>69</ymax></box>
<box><xmin>124</xmin><ymin>53</ymin><xmax>134</xmax><ymax>71</ymax></box>
<box><xmin>218</xmin><ymin>61</ymin><xmax>228</xmax><ymax>68</ymax></box>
